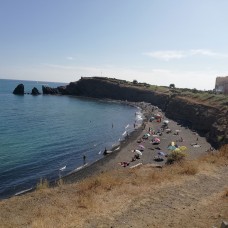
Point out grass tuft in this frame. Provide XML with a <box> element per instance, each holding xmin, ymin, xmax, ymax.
<box><xmin>177</xmin><ymin>161</ymin><xmax>199</xmax><ymax>175</ymax></box>
<box><xmin>36</xmin><ymin>178</ymin><xmax>49</xmax><ymax>191</ymax></box>
<box><xmin>200</xmin><ymin>145</ymin><xmax>228</xmax><ymax>165</ymax></box>
<box><xmin>57</xmin><ymin>178</ymin><xmax>64</xmax><ymax>187</ymax></box>
<box><xmin>166</xmin><ymin>150</ymin><xmax>187</xmax><ymax>164</ymax></box>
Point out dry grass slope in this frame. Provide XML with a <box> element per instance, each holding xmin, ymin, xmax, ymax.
<box><xmin>0</xmin><ymin>145</ymin><xmax>227</xmax><ymax>228</ymax></box>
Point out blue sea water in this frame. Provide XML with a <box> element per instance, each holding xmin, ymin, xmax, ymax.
<box><xmin>0</xmin><ymin>79</ymin><xmax>140</xmax><ymax>199</ymax></box>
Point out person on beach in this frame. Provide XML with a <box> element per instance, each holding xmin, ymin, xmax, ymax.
<box><xmin>119</xmin><ymin>162</ymin><xmax>129</xmax><ymax>167</ymax></box>
<box><xmin>83</xmin><ymin>155</ymin><xmax>86</xmax><ymax>165</ymax></box>
<box><xmin>103</xmin><ymin>147</ymin><xmax>107</xmax><ymax>155</ymax></box>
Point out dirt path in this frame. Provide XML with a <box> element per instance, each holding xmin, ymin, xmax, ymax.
<box><xmin>84</xmin><ymin>166</ymin><xmax>228</xmax><ymax>228</ymax></box>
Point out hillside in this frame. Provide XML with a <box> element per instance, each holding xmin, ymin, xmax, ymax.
<box><xmin>0</xmin><ymin>146</ymin><xmax>227</xmax><ymax>228</ymax></box>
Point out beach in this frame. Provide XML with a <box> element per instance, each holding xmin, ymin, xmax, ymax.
<box><xmin>62</xmin><ymin>102</ymin><xmax>212</xmax><ymax>185</ymax></box>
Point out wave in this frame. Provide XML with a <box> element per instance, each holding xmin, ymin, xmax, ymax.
<box><xmin>122</xmin><ymin>131</ymin><xmax>127</xmax><ymax>136</ymax></box>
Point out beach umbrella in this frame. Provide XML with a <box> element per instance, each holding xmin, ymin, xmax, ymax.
<box><xmin>142</xmin><ymin>134</ymin><xmax>148</xmax><ymax>139</ymax></box>
<box><xmin>135</xmin><ymin>150</ymin><xmax>143</xmax><ymax>156</ymax></box>
<box><xmin>139</xmin><ymin>144</ymin><xmax>145</xmax><ymax>149</ymax></box>
<box><xmin>155</xmin><ymin>114</ymin><xmax>162</xmax><ymax>119</ymax></box>
<box><xmin>174</xmin><ymin>148</ymin><xmax>181</xmax><ymax>152</ymax></box>
<box><xmin>158</xmin><ymin>151</ymin><xmax>166</xmax><ymax>156</ymax></box>
<box><xmin>163</xmin><ymin>120</ymin><xmax>169</xmax><ymax>124</ymax></box>
<box><xmin>179</xmin><ymin>146</ymin><xmax>187</xmax><ymax>151</ymax></box>
<box><xmin>154</xmin><ymin>138</ymin><xmax>160</xmax><ymax>143</ymax></box>
<box><xmin>193</xmin><ymin>144</ymin><xmax>200</xmax><ymax>148</ymax></box>
<box><xmin>168</xmin><ymin>145</ymin><xmax>176</xmax><ymax>150</ymax></box>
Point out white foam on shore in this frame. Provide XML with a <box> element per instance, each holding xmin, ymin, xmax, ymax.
<box><xmin>15</xmin><ymin>187</ymin><xmax>33</xmax><ymax>196</ymax></box>
<box><xmin>59</xmin><ymin>166</ymin><xmax>66</xmax><ymax>171</ymax></box>
<box><xmin>75</xmin><ymin>163</ymin><xmax>88</xmax><ymax>171</ymax></box>
<box><xmin>122</xmin><ymin>131</ymin><xmax>127</xmax><ymax>136</ymax></box>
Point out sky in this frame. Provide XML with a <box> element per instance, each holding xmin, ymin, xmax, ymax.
<box><xmin>0</xmin><ymin>0</ymin><xmax>228</xmax><ymax>90</ymax></box>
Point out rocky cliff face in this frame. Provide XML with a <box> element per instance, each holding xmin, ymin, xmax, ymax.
<box><xmin>62</xmin><ymin>77</ymin><xmax>170</xmax><ymax>109</ymax></box>
<box><xmin>42</xmin><ymin>86</ymin><xmax>59</xmax><ymax>94</ymax></box>
<box><xmin>57</xmin><ymin>77</ymin><xmax>227</xmax><ymax>148</ymax></box>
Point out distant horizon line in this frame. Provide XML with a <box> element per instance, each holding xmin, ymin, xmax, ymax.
<box><xmin>0</xmin><ymin>76</ymin><xmax>216</xmax><ymax>91</ymax></box>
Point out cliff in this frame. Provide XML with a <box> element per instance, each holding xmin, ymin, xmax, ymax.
<box><xmin>56</xmin><ymin>77</ymin><xmax>227</xmax><ymax>148</ymax></box>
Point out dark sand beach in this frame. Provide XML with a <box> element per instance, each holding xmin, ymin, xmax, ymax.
<box><xmin>62</xmin><ymin>103</ymin><xmax>212</xmax><ymax>185</ymax></box>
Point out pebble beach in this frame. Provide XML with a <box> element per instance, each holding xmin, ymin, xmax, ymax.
<box><xmin>62</xmin><ymin>102</ymin><xmax>212</xmax><ymax>185</ymax></box>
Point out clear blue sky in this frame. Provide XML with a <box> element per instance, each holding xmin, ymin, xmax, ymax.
<box><xmin>0</xmin><ymin>0</ymin><xmax>227</xmax><ymax>89</ymax></box>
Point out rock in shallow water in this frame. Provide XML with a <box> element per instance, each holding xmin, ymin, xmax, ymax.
<box><xmin>13</xmin><ymin>84</ymin><xmax>24</xmax><ymax>95</ymax></box>
<box><xmin>31</xmin><ymin>87</ymin><xmax>40</xmax><ymax>95</ymax></box>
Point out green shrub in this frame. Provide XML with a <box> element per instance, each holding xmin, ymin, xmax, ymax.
<box><xmin>166</xmin><ymin>150</ymin><xmax>186</xmax><ymax>164</ymax></box>
<box><xmin>36</xmin><ymin>178</ymin><xmax>49</xmax><ymax>190</ymax></box>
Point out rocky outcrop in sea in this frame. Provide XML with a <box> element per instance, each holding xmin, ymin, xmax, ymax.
<box><xmin>31</xmin><ymin>87</ymin><xmax>40</xmax><ymax>95</ymax></box>
<box><xmin>13</xmin><ymin>84</ymin><xmax>24</xmax><ymax>95</ymax></box>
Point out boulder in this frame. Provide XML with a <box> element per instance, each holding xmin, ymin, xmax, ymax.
<box><xmin>31</xmin><ymin>87</ymin><xmax>40</xmax><ymax>95</ymax></box>
<box><xmin>13</xmin><ymin>84</ymin><xmax>24</xmax><ymax>95</ymax></box>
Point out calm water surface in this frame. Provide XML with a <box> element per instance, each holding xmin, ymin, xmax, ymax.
<box><xmin>0</xmin><ymin>79</ymin><xmax>141</xmax><ymax>198</ymax></box>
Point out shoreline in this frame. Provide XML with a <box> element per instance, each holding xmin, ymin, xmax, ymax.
<box><xmin>9</xmin><ymin>101</ymin><xmax>147</xmax><ymax>198</ymax></box>
<box><xmin>55</xmin><ymin>101</ymin><xmax>148</xmax><ymax>185</ymax></box>
<box><xmin>7</xmin><ymin>100</ymin><xmax>213</xmax><ymax>199</ymax></box>
<box><xmin>60</xmin><ymin>101</ymin><xmax>213</xmax><ymax>186</ymax></box>
<box><xmin>60</xmin><ymin>122</ymin><xmax>145</xmax><ymax>185</ymax></box>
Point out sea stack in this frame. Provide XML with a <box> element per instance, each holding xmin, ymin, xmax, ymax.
<box><xmin>13</xmin><ymin>84</ymin><xmax>24</xmax><ymax>95</ymax></box>
<box><xmin>31</xmin><ymin>87</ymin><xmax>40</xmax><ymax>95</ymax></box>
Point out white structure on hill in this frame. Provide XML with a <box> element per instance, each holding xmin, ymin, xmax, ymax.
<box><xmin>215</xmin><ymin>76</ymin><xmax>228</xmax><ymax>95</ymax></box>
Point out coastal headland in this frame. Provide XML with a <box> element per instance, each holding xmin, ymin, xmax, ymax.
<box><xmin>45</xmin><ymin>76</ymin><xmax>228</xmax><ymax>148</ymax></box>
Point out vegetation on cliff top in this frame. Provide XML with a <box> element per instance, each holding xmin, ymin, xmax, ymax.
<box><xmin>90</xmin><ymin>77</ymin><xmax>228</xmax><ymax>109</ymax></box>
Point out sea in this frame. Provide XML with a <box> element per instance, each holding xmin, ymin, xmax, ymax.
<box><xmin>0</xmin><ymin>79</ymin><xmax>142</xmax><ymax>199</ymax></box>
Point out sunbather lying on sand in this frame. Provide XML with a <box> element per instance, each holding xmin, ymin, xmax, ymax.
<box><xmin>118</xmin><ymin>162</ymin><xmax>130</xmax><ymax>167</ymax></box>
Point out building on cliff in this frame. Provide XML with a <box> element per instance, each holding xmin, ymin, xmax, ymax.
<box><xmin>215</xmin><ymin>76</ymin><xmax>228</xmax><ymax>95</ymax></box>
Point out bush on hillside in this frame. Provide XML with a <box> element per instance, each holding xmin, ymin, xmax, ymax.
<box><xmin>166</xmin><ymin>150</ymin><xmax>186</xmax><ymax>164</ymax></box>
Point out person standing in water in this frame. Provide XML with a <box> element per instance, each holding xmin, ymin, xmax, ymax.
<box><xmin>83</xmin><ymin>154</ymin><xmax>86</xmax><ymax>165</ymax></box>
